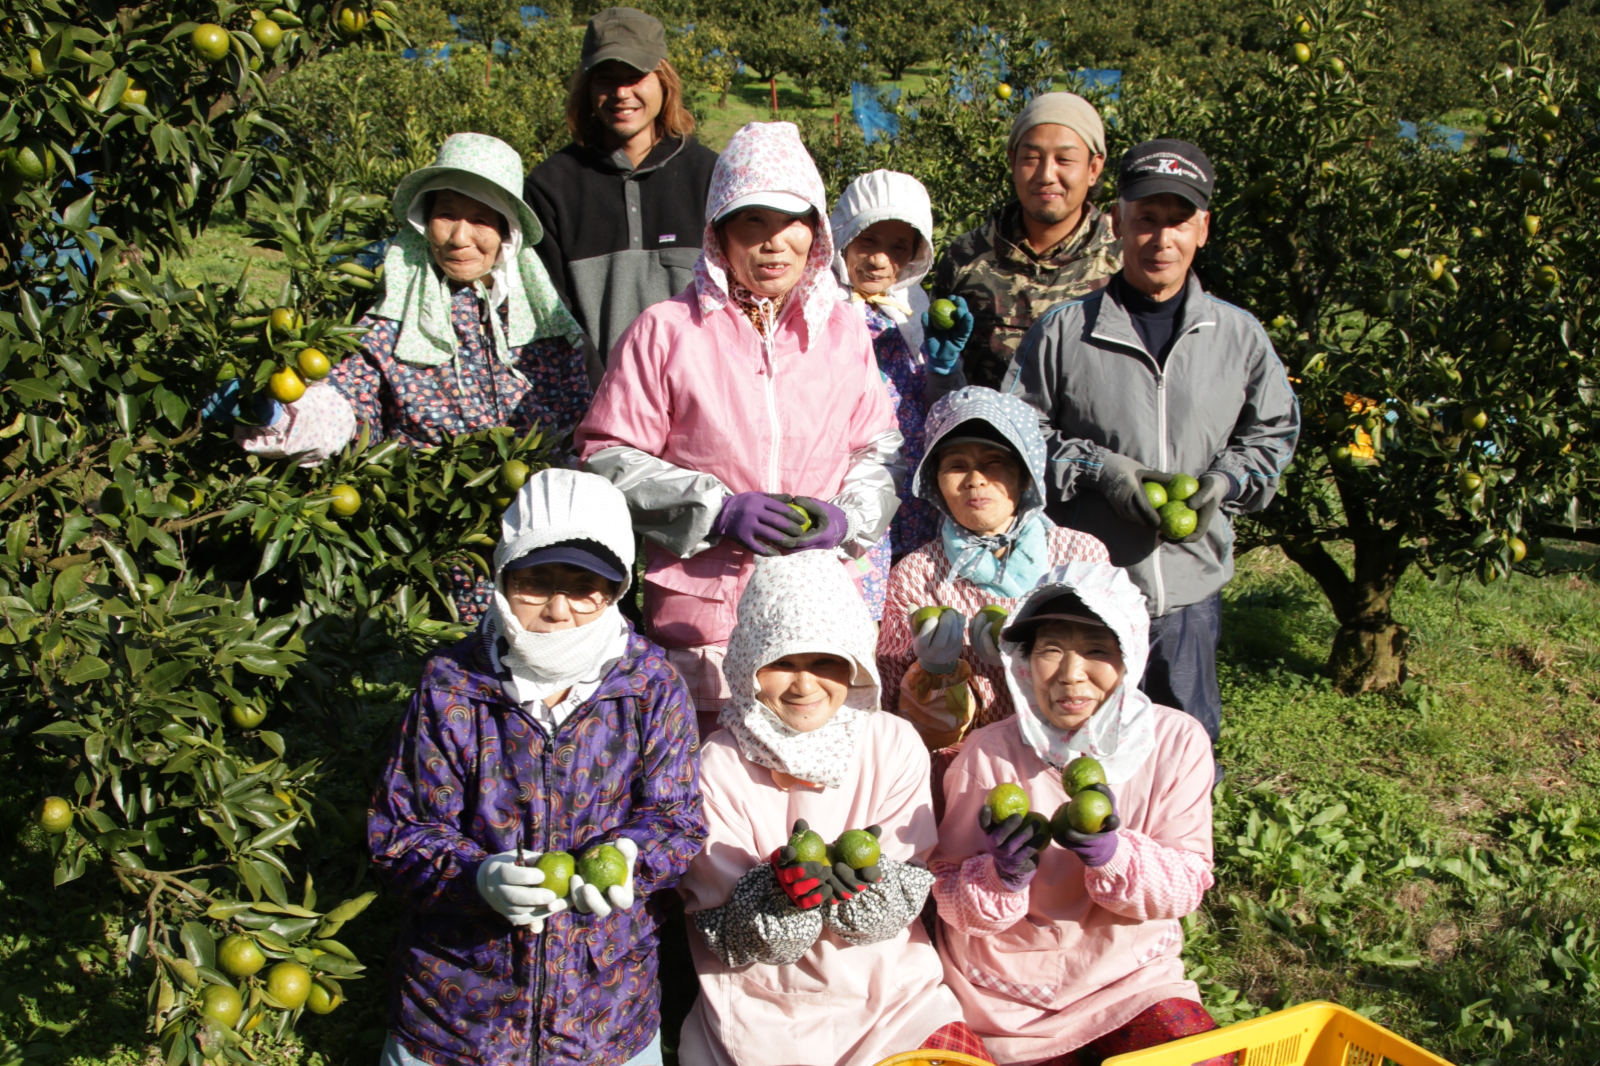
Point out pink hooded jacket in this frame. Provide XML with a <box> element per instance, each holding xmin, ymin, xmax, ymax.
<box><xmin>577</xmin><ymin>123</ymin><xmax>903</xmax><ymax>649</ymax></box>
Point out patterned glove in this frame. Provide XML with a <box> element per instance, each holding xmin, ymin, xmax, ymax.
<box><xmin>979</xmin><ymin>807</ymin><xmax>1049</xmax><ymax>892</ymax></box>
<box><xmin>824</xmin><ymin>857</ymin><xmax>937</xmax><ymax>947</ymax></box>
<box><xmin>570</xmin><ymin>837</ymin><xmax>638</xmax><ymax>919</ymax></box>
<box><xmin>787</xmin><ymin>496</ymin><xmax>849</xmax><ymax>552</ymax></box>
<box><xmin>922</xmin><ymin>295</ymin><xmax>975</xmax><ymax>375</ymax></box>
<box><xmin>1051</xmin><ymin>784</ymin><xmax>1123</xmax><ymax>868</ymax></box>
<box><xmin>817</xmin><ymin>825</ymin><xmax>884</xmax><ymax>902</ymax></box>
<box><xmin>912</xmin><ymin>608</ymin><xmax>967</xmax><ymax>674</ymax></box>
<box><xmin>1094</xmin><ymin>451</ymin><xmax>1170</xmax><ymax>529</ymax></box>
<box><xmin>713</xmin><ymin>492</ymin><xmax>802</xmax><ymax>555</ymax></box>
<box><xmin>1178</xmin><ymin>474</ymin><xmax>1229</xmax><ymax>544</ymax></box>
<box><xmin>476</xmin><ymin>851</ymin><xmax>569</xmax><ymax>929</ymax></box>
<box><xmin>695</xmin><ymin>863</ymin><xmax>825</xmax><ymax>967</ymax></box>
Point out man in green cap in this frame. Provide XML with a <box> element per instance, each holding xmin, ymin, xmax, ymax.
<box><xmin>925</xmin><ymin>92</ymin><xmax>1122</xmax><ymax>392</ymax></box>
<box><xmin>526</xmin><ymin>7</ymin><xmax>718</xmax><ymax>383</ymax></box>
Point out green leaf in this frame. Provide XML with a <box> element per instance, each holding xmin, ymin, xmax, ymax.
<box><xmin>320</xmin><ymin>891</ymin><xmax>377</xmax><ymax>924</ymax></box>
<box><xmin>179</xmin><ymin>922</ymin><xmax>216</xmax><ymax>970</ymax></box>
<box><xmin>63</xmin><ymin>656</ymin><xmax>111</xmax><ymax>685</ymax></box>
<box><xmin>34</xmin><ymin>720</ymin><xmax>92</xmax><ymax>737</ymax></box>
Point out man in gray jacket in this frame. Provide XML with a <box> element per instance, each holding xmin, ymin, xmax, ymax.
<box><xmin>1005</xmin><ymin>139</ymin><xmax>1299</xmax><ymax>764</ymax></box>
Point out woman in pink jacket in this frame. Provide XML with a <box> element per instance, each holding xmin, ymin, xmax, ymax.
<box><xmin>679</xmin><ymin>551</ymin><xmax>991</xmax><ymax>1066</ymax></box>
<box><xmin>576</xmin><ymin>122</ymin><xmax>903</xmax><ymax>739</ymax></box>
<box><xmin>931</xmin><ymin>561</ymin><xmax>1224</xmax><ymax>1066</ymax></box>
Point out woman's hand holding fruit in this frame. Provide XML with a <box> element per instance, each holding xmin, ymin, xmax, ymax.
<box><xmin>786</xmin><ymin>495</ymin><xmax>849</xmax><ymax>551</ymax></box>
<box><xmin>980</xmin><ymin>784</ymin><xmax>1050</xmax><ymax>892</ymax></box>
<box><xmin>773</xmin><ymin>819</ymin><xmax>836</xmax><ymax>910</ymax></box>
<box><xmin>476</xmin><ymin>850</ymin><xmax>570</xmax><ymax>929</ymax></box>
<box><xmin>922</xmin><ymin>295</ymin><xmax>975</xmax><ymax>375</ymax></box>
<box><xmin>1049</xmin><ymin>758</ymin><xmax>1122</xmax><ymax>867</ymax></box>
<box><xmin>570</xmin><ymin>837</ymin><xmax>639</xmax><ymax>918</ymax></box>
<box><xmin>910</xmin><ymin>605</ymin><xmax>967</xmax><ymax>673</ymax></box>
<box><xmin>967</xmin><ymin>605</ymin><xmax>1008</xmax><ymax>667</ymax></box>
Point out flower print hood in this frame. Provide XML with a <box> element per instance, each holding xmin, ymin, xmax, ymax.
<box><xmin>829</xmin><ymin>169</ymin><xmax>935</xmax><ymax>355</ymax></box>
<box><xmin>694</xmin><ymin>122</ymin><xmax>836</xmax><ymax>345</ymax></box>
<box><xmin>1000</xmin><ymin>561</ymin><xmax>1157</xmax><ymax>783</ymax></box>
<box><xmin>717</xmin><ymin>552</ymin><xmax>882</xmax><ymax>790</ymax></box>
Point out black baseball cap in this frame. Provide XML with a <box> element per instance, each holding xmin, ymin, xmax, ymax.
<box><xmin>1118</xmin><ymin>139</ymin><xmax>1215</xmax><ymax>211</ymax></box>
<box><xmin>1001</xmin><ymin>592</ymin><xmax>1108</xmax><ymax>644</ymax></box>
<box><xmin>581</xmin><ymin>7</ymin><xmax>668</xmax><ymax>74</ymax></box>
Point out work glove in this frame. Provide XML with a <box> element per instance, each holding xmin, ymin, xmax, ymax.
<box><xmin>569</xmin><ymin>837</ymin><xmax>639</xmax><ymax>919</ymax></box>
<box><xmin>786</xmin><ymin>496</ymin><xmax>849</xmax><ymax>552</ymax></box>
<box><xmin>1094</xmin><ymin>451</ymin><xmax>1171</xmax><ymax>529</ymax></box>
<box><xmin>912</xmin><ymin>607</ymin><xmax>967</xmax><ymax>675</ymax></box>
<box><xmin>967</xmin><ymin>609</ymin><xmax>1005</xmax><ymax>668</ymax></box>
<box><xmin>979</xmin><ymin>806</ymin><xmax>1050</xmax><ymax>893</ymax></box>
<box><xmin>921</xmin><ymin>295</ymin><xmax>975</xmax><ymax>375</ymax></box>
<box><xmin>771</xmin><ymin>820</ymin><xmax>835</xmax><ymax>910</ymax></box>
<box><xmin>476</xmin><ymin>851</ymin><xmax>569</xmax><ymax>930</ymax></box>
<box><xmin>201</xmin><ymin>378</ymin><xmax>282</xmax><ymax>427</ymax></box>
<box><xmin>712</xmin><ymin>492</ymin><xmax>803</xmax><ymax>556</ymax></box>
<box><xmin>1178</xmin><ymin>474</ymin><xmax>1229</xmax><ymax>544</ymax></box>
<box><xmin>818</xmin><ymin>825</ymin><xmax>885</xmax><ymax>902</ymax></box>
<box><xmin>1050</xmin><ymin>784</ymin><xmax>1122</xmax><ymax>868</ymax></box>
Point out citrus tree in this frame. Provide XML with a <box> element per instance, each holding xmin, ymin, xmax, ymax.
<box><xmin>0</xmin><ymin>0</ymin><xmax>558</xmax><ymax>1060</ymax></box>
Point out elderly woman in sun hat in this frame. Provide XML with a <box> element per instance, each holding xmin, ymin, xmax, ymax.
<box><xmin>577</xmin><ymin>121</ymin><xmax>903</xmax><ymax>741</ymax></box>
<box><xmin>231</xmin><ymin>132</ymin><xmax>592</xmax><ymax>622</ymax></box>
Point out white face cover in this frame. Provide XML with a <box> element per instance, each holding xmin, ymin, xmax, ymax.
<box><xmin>492</xmin><ymin>591</ymin><xmax>630</xmax><ymax>706</ymax></box>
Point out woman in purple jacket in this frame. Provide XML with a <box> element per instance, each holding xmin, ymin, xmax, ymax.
<box><xmin>370</xmin><ymin>468</ymin><xmax>706</xmax><ymax>1066</ymax></box>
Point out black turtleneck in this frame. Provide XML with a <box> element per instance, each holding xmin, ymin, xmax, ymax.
<box><xmin>1113</xmin><ymin>274</ymin><xmax>1187</xmax><ymax>369</ymax></box>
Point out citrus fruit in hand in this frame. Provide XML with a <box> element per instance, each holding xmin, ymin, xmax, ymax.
<box><xmin>229</xmin><ymin>702</ymin><xmax>267</xmax><ymax>729</ymax></box>
<box><xmin>266</xmin><ymin>962</ymin><xmax>312</xmax><ymax>1010</ymax></box>
<box><xmin>1142</xmin><ymin>481</ymin><xmax>1168</xmax><ymax>509</ymax></box>
<box><xmin>297</xmin><ymin>348</ymin><xmax>331</xmax><ymax>380</ymax></box>
<box><xmin>251</xmin><ymin>18</ymin><xmax>283</xmax><ymax>49</ymax></box>
<box><xmin>499</xmin><ymin>459</ymin><xmax>530</xmax><ymax>493</ymax></box>
<box><xmin>978</xmin><ymin>604</ymin><xmax>1008</xmax><ymax>643</ymax></box>
<box><xmin>192</xmin><ymin>23</ymin><xmax>230</xmax><ymax>61</ymax></box>
<box><xmin>218</xmin><ymin>935</ymin><xmax>265</xmax><ymax>978</ymax></box>
<box><xmin>833</xmin><ymin>829</ymin><xmax>881</xmax><ymax>870</ymax></box>
<box><xmin>787</xmin><ymin>502</ymin><xmax>812</xmax><ymax>531</ymax></box>
<box><xmin>306</xmin><ymin>980</ymin><xmax>342</xmax><ymax>1015</ymax></box>
<box><xmin>534</xmin><ymin>851</ymin><xmax>575</xmax><ymax>898</ymax></box>
<box><xmin>909</xmin><ymin>605</ymin><xmax>952</xmax><ymax>631</ymax></box>
<box><xmin>268</xmin><ymin>306</ymin><xmax>301</xmax><ymax>332</ymax></box>
<box><xmin>1021</xmin><ymin>810</ymin><xmax>1051</xmax><ymax>848</ymax></box>
<box><xmin>269</xmin><ymin>366</ymin><xmax>305</xmax><ymax>403</ymax></box>
<box><xmin>1065</xmin><ymin>789</ymin><xmax>1113</xmax><ymax>834</ymax></box>
<box><xmin>928</xmin><ymin>298</ymin><xmax>958</xmax><ymax>332</ymax></box>
<box><xmin>1165</xmin><ymin>473</ymin><xmax>1200</xmax><ymax>501</ymax></box>
<box><xmin>1061</xmin><ymin>756</ymin><xmax>1106</xmax><ymax>795</ymax></box>
<box><xmin>577</xmin><ymin>843</ymin><xmax>628</xmax><ymax>892</ymax></box>
<box><xmin>1158</xmin><ymin>502</ymin><xmax>1198</xmax><ymax>540</ymax></box>
<box><xmin>329</xmin><ymin>485</ymin><xmax>361</xmax><ymax>516</ymax></box>
<box><xmin>36</xmin><ymin>796</ymin><xmax>72</xmax><ymax>834</ymax></box>
<box><xmin>200</xmin><ymin>984</ymin><xmax>244</xmax><ymax>1029</ymax></box>
<box><xmin>986</xmin><ymin>783</ymin><xmax>1030</xmax><ymax>821</ymax></box>
<box><xmin>788</xmin><ymin>827</ymin><xmax>828</xmax><ymax>865</ymax></box>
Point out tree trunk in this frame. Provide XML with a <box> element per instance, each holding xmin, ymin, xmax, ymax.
<box><xmin>1279</xmin><ymin>526</ymin><xmax>1413</xmax><ymax>695</ymax></box>
<box><xmin>1327</xmin><ymin>614</ymin><xmax>1408</xmax><ymax>693</ymax></box>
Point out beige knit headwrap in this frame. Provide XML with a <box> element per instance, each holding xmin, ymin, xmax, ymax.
<box><xmin>1006</xmin><ymin>92</ymin><xmax>1106</xmax><ymax>159</ymax></box>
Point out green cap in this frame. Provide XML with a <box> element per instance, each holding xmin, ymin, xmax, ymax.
<box><xmin>581</xmin><ymin>7</ymin><xmax>668</xmax><ymax>74</ymax></box>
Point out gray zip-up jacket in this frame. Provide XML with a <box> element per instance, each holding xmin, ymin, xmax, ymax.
<box><xmin>1003</xmin><ymin>273</ymin><xmax>1300</xmax><ymax>616</ymax></box>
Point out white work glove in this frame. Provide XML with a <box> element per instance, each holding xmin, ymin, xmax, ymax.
<box><xmin>967</xmin><ymin>610</ymin><xmax>1004</xmax><ymax>668</ymax></box>
<box><xmin>569</xmin><ymin>837</ymin><xmax>639</xmax><ymax>919</ymax></box>
<box><xmin>476</xmin><ymin>851</ymin><xmax>569</xmax><ymax>930</ymax></box>
<box><xmin>912</xmin><ymin>609</ymin><xmax>967</xmax><ymax>674</ymax></box>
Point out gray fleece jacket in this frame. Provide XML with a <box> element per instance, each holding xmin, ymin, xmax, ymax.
<box><xmin>1004</xmin><ymin>272</ymin><xmax>1300</xmax><ymax>616</ymax></box>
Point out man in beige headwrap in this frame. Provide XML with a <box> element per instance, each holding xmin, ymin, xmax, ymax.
<box><xmin>927</xmin><ymin>92</ymin><xmax>1122</xmax><ymax>392</ymax></box>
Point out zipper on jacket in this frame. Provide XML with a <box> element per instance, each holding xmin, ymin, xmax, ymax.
<box><xmin>753</xmin><ymin>302</ymin><xmax>783</xmax><ymax>492</ymax></box>
<box><xmin>1153</xmin><ymin>374</ymin><xmax>1168</xmax><ymax>617</ymax></box>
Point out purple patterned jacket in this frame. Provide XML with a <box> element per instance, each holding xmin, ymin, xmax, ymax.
<box><xmin>370</xmin><ymin>625</ymin><xmax>705</xmax><ymax>1066</ymax></box>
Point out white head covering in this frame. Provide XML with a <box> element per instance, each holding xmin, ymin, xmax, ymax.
<box><xmin>488</xmin><ymin>469</ymin><xmax>634</xmax><ymax>705</ymax></box>
<box><xmin>829</xmin><ymin>169</ymin><xmax>935</xmax><ymax>357</ymax></box>
<box><xmin>1000</xmin><ymin>562</ymin><xmax>1157</xmax><ymax>784</ymax></box>
<box><xmin>718</xmin><ymin>553</ymin><xmax>880</xmax><ymax>790</ymax></box>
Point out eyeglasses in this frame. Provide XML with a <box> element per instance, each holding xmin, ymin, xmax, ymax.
<box><xmin>503</xmin><ymin>580</ymin><xmax>613</xmax><ymax>615</ymax></box>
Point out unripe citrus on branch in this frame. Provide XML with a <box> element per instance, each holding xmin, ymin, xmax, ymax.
<box><xmin>297</xmin><ymin>348</ymin><xmax>331</xmax><ymax>379</ymax></box>
<box><xmin>218</xmin><ymin>935</ymin><xmax>266</xmax><ymax>978</ymax></box>
<box><xmin>200</xmin><ymin>984</ymin><xmax>244</xmax><ymax>1029</ymax></box>
<box><xmin>229</xmin><ymin>702</ymin><xmax>267</xmax><ymax>728</ymax></box>
<box><xmin>192</xmin><ymin>23</ymin><xmax>230</xmax><ymax>62</ymax></box>
<box><xmin>265</xmin><ymin>962</ymin><xmax>312</xmax><ymax>1010</ymax></box>
<box><xmin>329</xmin><ymin>485</ymin><xmax>362</xmax><ymax>516</ymax></box>
<box><xmin>269</xmin><ymin>366</ymin><xmax>305</xmax><ymax>403</ymax></box>
<box><xmin>36</xmin><ymin>796</ymin><xmax>72</xmax><ymax>834</ymax></box>
<box><xmin>499</xmin><ymin>459</ymin><xmax>531</xmax><ymax>492</ymax></box>
<box><xmin>306</xmin><ymin>981</ymin><xmax>343</xmax><ymax>1015</ymax></box>
<box><xmin>269</xmin><ymin>306</ymin><xmax>302</xmax><ymax>332</ymax></box>
<box><xmin>252</xmin><ymin>18</ymin><xmax>284</xmax><ymax>49</ymax></box>
<box><xmin>995</xmin><ymin>82</ymin><xmax>1012</xmax><ymax>100</ymax></box>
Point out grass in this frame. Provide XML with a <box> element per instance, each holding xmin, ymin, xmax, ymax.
<box><xmin>4</xmin><ymin>544</ymin><xmax>1598</xmax><ymax>1066</ymax></box>
<box><xmin>167</xmin><ymin>202</ymin><xmax>294</xmax><ymax>300</ymax></box>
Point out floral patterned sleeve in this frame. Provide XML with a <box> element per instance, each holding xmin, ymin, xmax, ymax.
<box><xmin>332</xmin><ymin>317</ymin><xmax>398</xmax><ymax>437</ymax></box>
<box><xmin>511</xmin><ymin>335</ymin><xmax>593</xmax><ymax>439</ymax></box>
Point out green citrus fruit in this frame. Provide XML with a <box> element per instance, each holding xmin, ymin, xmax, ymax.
<box><xmin>1462</xmin><ymin>406</ymin><xmax>1488</xmax><ymax>431</ymax></box>
<box><xmin>1065</xmin><ymin>789</ymin><xmax>1113</xmax><ymax>834</ymax></box>
<box><xmin>8</xmin><ymin>140</ymin><xmax>54</xmax><ymax>183</ymax></box>
<box><xmin>119</xmin><ymin>83</ymin><xmax>147</xmax><ymax>109</ymax></box>
<box><xmin>533</xmin><ymin>851</ymin><xmax>574</xmax><ymax>898</ymax></box>
<box><xmin>978</xmin><ymin>604</ymin><xmax>1008</xmax><ymax>643</ymax></box>
<box><xmin>297</xmin><ymin>348</ymin><xmax>331</xmax><ymax>380</ymax></box>
<box><xmin>834</xmin><ymin>829</ymin><xmax>880</xmax><ymax>870</ymax></box>
<box><xmin>1456</xmin><ymin>471</ymin><xmax>1482</xmax><ymax>493</ymax></box>
<box><xmin>986</xmin><ymin>783</ymin><xmax>1030</xmax><ymax>821</ymax></box>
<box><xmin>306</xmin><ymin>980</ymin><xmax>342</xmax><ymax>1014</ymax></box>
<box><xmin>169</xmin><ymin>481</ymin><xmax>204</xmax><ymax>514</ymax></box>
<box><xmin>269</xmin><ymin>366</ymin><xmax>306</xmax><ymax>403</ymax></box>
<box><xmin>192</xmin><ymin>23</ymin><xmax>231</xmax><ymax>61</ymax></box>
<box><xmin>1509</xmin><ymin>537</ymin><xmax>1527</xmax><ymax>563</ymax></box>
<box><xmin>928</xmin><ymin>298</ymin><xmax>958</xmax><ymax>332</ymax></box>
<box><xmin>499</xmin><ymin>459</ymin><xmax>530</xmax><ymax>493</ymax></box>
<box><xmin>996</xmin><ymin>82</ymin><xmax>1012</xmax><ymax>100</ymax></box>
<box><xmin>218</xmin><ymin>935</ymin><xmax>266</xmax><ymax>978</ymax></box>
<box><xmin>1143</xmin><ymin>481</ymin><xmax>1168</xmax><ymax>509</ymax></box>
<box><xmin>787</xmin><ymin>502</ymin><xmax>812</xmax><ymax>532</ymax></box>
<box><xmin>577</xmin><ymin>843</ymin><xmax>628</xmax><ymax>892</ymax></box>
<box><xmin>1166</xmin><ymin>474</ymin><xmax>1200</xmax><ymax>501</ymax></box>
<box><xmin>229</xmin><ymin>702</ymin><xmax>267</xmax><ymax>729</ymax></box>
<box><xmin>200</xmin><ymin>983</ymin><xmax>244</xmax><ymax>1029</ymax></box>
<box><xmin>1522</xmin><ymin>214</ymin><xmax>1541</xmax><ymax>238</ymax></box>
<box><xmin>268</xmin><ymin>306</ymin><xmax>302</xmax><ymax>332</ymax></box>
<box><xmin>909</xmin><ymin>605</ymin><xmax>953</xmax><ymax>633</ymax></box>
<box><xmin>1159</xmin><ymin>502</ymin><xmax>1198</xmax><ymax>540</ymax></box>
<box><xmin>36</xmin><ymin>796</ymin><xmax>72</xmax><ymax>834</ymax></box>
<box><xmin>1291</xmin><ymin>42</ymin><xmax>1312</xmax><ymax>64</ymax></box>
<box><xmin>28</xmin><ymin>47</ymin><xmax>44</xmax><ymax>76</ymax></box>
<box><xmin>1061</xmin><ymin>756</ymin><xmax>1106</xmax><ymax>795</ymax></box>
<box><xmin>329</xmin><ymin>485</ymin><xmax>361</xmax><ymax>516</ymax></box>
<box><xmin>1021</xmin><ymin>810</ymin><xmax>1051</xmax><ymax>848</ymax></box>
<box><xmin>252</xmin><ymin>18</ymin><xmax>284</xmax><ymax>49</ymax></box>
<box><xmin>1534</xmin><ymin>265</ymin><xmax>1560</xmax><ymax>291</ymax></box>
<box><xmin>266</xmin><ymin>962</ymin><xmax>311</xmax><ymax>1010</ymax></box>
<box><xmin>1327</xmin><ymin>56</ymin><xmax>1345</xmax><ymax>75</ymax></box>
<box><xmin>788</xmin><ymin>828</ymin><xmax>828</xmax><ymax>865</ymax></box>
<box><xmin>1534</xmin><ymin>103</ymin><xmax>1561</xmax><ymax>129</ymax></box>
<box><xmin>1489</xmin><ymin>329</ymin><xmax>1514</xmax><ymax>354</ymax></box>
<box><xmin>336</xmin><ymin>6</ymin><xmax>369</xmax><ymax>34</ymax></box>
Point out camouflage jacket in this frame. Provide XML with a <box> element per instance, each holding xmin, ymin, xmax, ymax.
<box><xmin>932</xmin><ymin>200</ymin><xmax>1121</xmax><ymax>389</ymax></box>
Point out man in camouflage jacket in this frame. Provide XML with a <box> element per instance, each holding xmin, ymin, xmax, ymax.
<box><xmin>931</xmin><ymin>92</ymin><xmax>1121</xmax><ymax>391</ymax></box>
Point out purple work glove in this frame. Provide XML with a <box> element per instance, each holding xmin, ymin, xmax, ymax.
<box><xmin>713</xmin><ymin>492</ymin><xmax>803</xmax><ymax>556</ymax></box>
<box><xmin>978</xmin><ymin>807</ymin><xmax>1050</xmax><ymax>893</ymax></box>
<box><xmin>787</xmin><ymin>496</ymin><xmax>849</xmax><ymax>552</ymax></box>
<box><xmin>1050</xmin><ymin>784</ymin><xmax>1122</xmax><ymax>868</ymax></box>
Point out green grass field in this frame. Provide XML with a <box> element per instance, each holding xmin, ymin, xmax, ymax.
<box><xmin>5</xmin><ymin>543</ymin><xmax>1598</xmax><ymax>1066</ymax></box>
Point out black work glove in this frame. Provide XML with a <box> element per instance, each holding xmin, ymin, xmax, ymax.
<box><xmin>1178</xmin><ymin>474</ymin><xmax>1229</xmax><ymax>544</ymax></box>
<box><xmin>1095</xmin><ymin>451</ymin><xmax>1172</xmax><ymax>529</ymax></box>
<box><xmin>772</xmin><ymin>819</ymin><xmax>836</xmax><ymax>910</ymax></box>
<box><xmin>819</xmin><ymin>824</ymin><xmax>884</xmax><ymax>901</ymax></box>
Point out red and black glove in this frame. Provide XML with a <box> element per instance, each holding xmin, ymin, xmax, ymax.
<box><xmin>820</xmin><ymin>824</ymin><xmax>885</xmax><ymax>902</ymax></box>
<box><xmin>771</xmin><ymin>819</ymin><xmax>835</xmax><ymax>910</ymax></box>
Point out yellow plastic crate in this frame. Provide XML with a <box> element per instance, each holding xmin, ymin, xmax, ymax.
<box><xmin>1102</xmin><ymin>1001</ymin><xmax>1453</xmax><ymax>1066</ymax></box>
